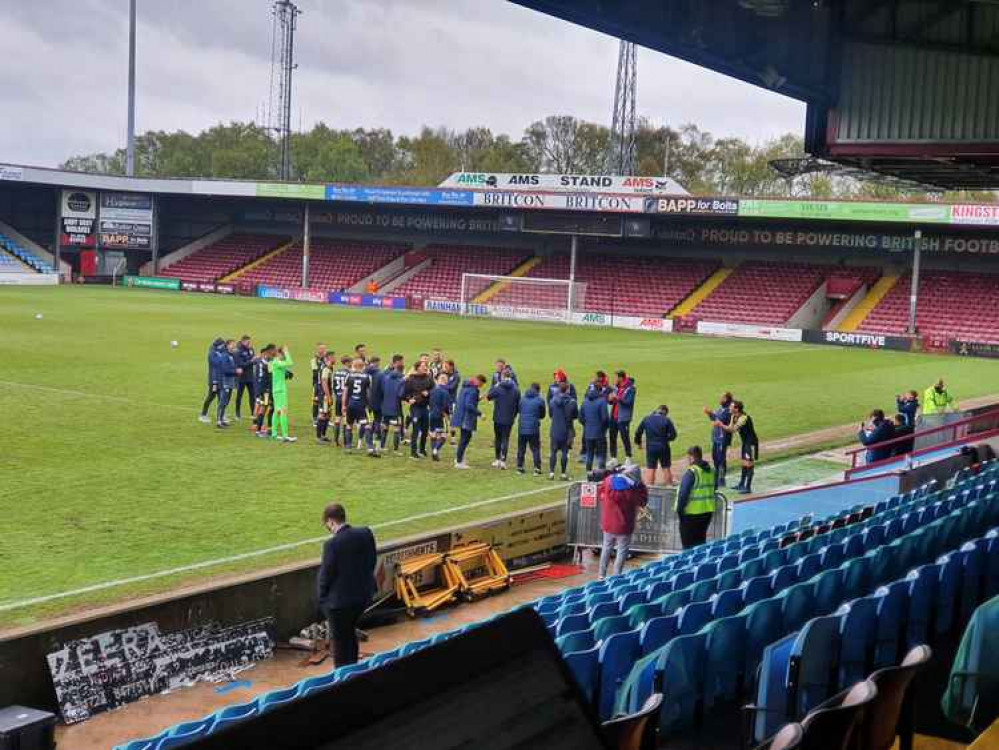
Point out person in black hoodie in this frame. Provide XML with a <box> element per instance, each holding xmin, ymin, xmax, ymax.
<box><xmin>634</xmin><ymin>405</ymin><xmax>678</xmax><ymax>486</ymax></box>
<box><xmin>516</xmin><ymin>383</ymin><xmax>547</xmax><ymax>475</ymax></box>
<box><xmin>216</xmin><ymin>339</ymin><xmax>238</xmax><ymax>428</ymax></box>
<box><xmin>892</xmin><ymin>413</ymin><xmax>915</xmax><ymax>456</ymax></box>
<box><xmin>232</xmin><ymin>335</ymin><xmax>255</xmax><ymax>420</ymax></box>
<box><xmin>403</xmin><ymin>360</ymin><xmax>435</xmax><ymax>458</ymax></box>
<box><xmin>487</xmin><ymin>374</ymin><xmax>521</xmax><ymax>469</ymax></box>
<box><xmin>199</xmin><ymin>337</ymin><xmax>225</xmax><ymax>423</ymax></box>
<box><xmin>548</xmin><ymin>381</ymin><xmax>578</xmax><ymax>480</ymax></box>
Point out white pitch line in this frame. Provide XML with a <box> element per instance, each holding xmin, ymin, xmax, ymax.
<box><xmin>0</xmin><ymin>484</ymin><xmax>568</xmax><ymax>613</ymax></box>
<box><xmin>0</xmin><ymin>379</ymin><xmax>192</xmax><ymax>412</ymax></box>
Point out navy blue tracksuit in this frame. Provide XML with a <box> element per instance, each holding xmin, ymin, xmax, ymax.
<box><xmin>453</xmin><ymin>382</ymin><xmax>482</xmax><ymax>464</ymax></box>
<box><xmin>579</xmin><ymin>391</ymin><xmax>609</xmax><ymax>472</ymax></box>
<box><xmin>516</xmin><ymin>388</ymin><xmax>546</xmax><ymax>471</ymax></box>
<box><xmin>233</xmin><ymin>342</ymin><xmax>255</xmax><ymax>417</ymax></box>
<box><xmin>609</xmin><ymin>378</ymin><xmax>636</xmax><ymax>460</ymax></box>
<box><xmin>549</xmin><ymin>392</ymin><xmax>579</xmax><ymax>475</ymax></box>
<box><xmin>216</xmin><ymin>349</ymin><xmax>237</xmax><ymax>425</ymax></box>
<box><xmin>488</xmin><ymin>379</ymin><xmax>520</xmax><ymax>463</ymax></box>
<box><xmin>708</xmin><ymin>403</ymin><xmax>732</xmax><ymax>485</ymax></box>
<box><xmin>200</xmin><ymin>339</ymin><xmax>225</xmax><ymax>417</ymax></box>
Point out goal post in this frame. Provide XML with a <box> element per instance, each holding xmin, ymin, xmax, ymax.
<box><xmin>459</xmin><ymin>273</ymin><xmax>587</xmax><ymax>324</ymax></box>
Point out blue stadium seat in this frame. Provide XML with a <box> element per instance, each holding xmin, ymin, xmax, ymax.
<box><xmin>672</xmin><ymin>570</ymin><xmax>695</xmax><ymax>591</ymax></box>
<box><xmin>779</xmin><ymin>582</ymin><xmax>816</xmax><ymax>633</ymax></box>
<box><xmin>718</xmin><ymin>553</ymin><xmax>740</xmax><ymax>573</ymax></box>
<box><xmin>299</xmin><ymin>673</ymin><xmax>337</xmax><ymax>698</ymax></box>
<box><xmin>598</xmin><ymin>629</ymin><xmax>642</xmax><ymax>719</ymax></box>
<box><xmin>791</xmin><ymin>615</ymin><xmax>841</xmax><ymax>716</ymax></box>
<box><xmin>557</xmin><ymin>629</ymin><xmax>595</xmax><ymax>655</ymax></box>
<box><xmin>935</xmin><ymin>553</ymin><xmax>962</xmax><ymax>637</ymax></box>
<box><xmin>796</xmin><ymin>552</ymin><xmax>823</xmax><ymax>582</ymax></box>
<box><xmin>640</xmin><ymin>614</ymin><xmax>679</xmax><ymax>655</ymax></box>
<box><xmin>646</xmin><ymin>579</ymin><xmax>673</xmax><ymax>601</ymax></box>
<box><xmin>695</xmin><ymin>561</ymin><xmax>718</xmax><ymax>581</ymax></box>
<box><xmin>259</xmin><ymin>687</ymin><xmax>298</xmax><ymax>714</ymax></box>
<box><xmin>771</xmin><ymin>564</ymin><xmax>799</xmax><ymax>594</ymax></box>
<box><xmin>689</xmin><ymin>578</ymin><xmax>718</xmax><ymax>603</ymax></box>
<box><xmin>710</xmin><ymin>588</ymin><xmax>744</xmax><ymax>619</ymax></box>
<box><xmin>837</xmin><ymin>596</ymin><xmax>879</xmax><ymax>689</ymax></box>
<box><xmin>959</xmin><ymin>540</ymin><xmax>988</xmax><ymax>623</ymax></box>
<box><xmin>618</xmin><ymin>590</ymin><xmax>647</xmax><ymax>614</ymax></box>
<box><xmin>564</xmin><ymin>646</ymin><xmax>600</xmax><ymax>707</ymax></box>
<box><xmin>844</xmin><ymin>533</ymin><xmax>866</xmax><ymax>559</ymax></box>
<box><xmin>873</xmin><ymin>582</ymin><xmax>908</xmax><ymax>669</ymax></box>
<box><xmin>703</xmin><ymin>614</ymin><xmax>748</xmax><ymax>708</ymax></box>
<box><xmin>985</xmin><ymin>530</ymin><xmax>999</xmax><ymax>599</ymax></box>
<box><xmin>626</xmin><ymin>602</ymin><xmax>663</xmax><ymax>629</ymax></box>
<box><xmin>744</xmin><ymin>598</ymin><xmax>784</xmax><ymax>683</ymax></box>
<box><xmin>559</xmin><ymin>601</ymin><xmax>589</xmax><ymax>618</ymax></box>
<box><xmin>905</xmin><ymin>565</ymin><xmax>936</xmax><ymax>649</ymax></box>
<box><xmin>589</xmin><ymin>601</ymin><xmax>620</xmax><ymax>623</ymax></box>
<box><xmin>653</xmin><ymin>633</ymin><xmax>708</xmax><ymax>735</ymax></box>
<box><xmin>812</xmin><ymin>568</ymin><xmax>845</xmax><ymax>617</ymax></box>
<box><xmin>742</xmin><ymin>558</ymin><xmax>767</xmax><ymax>579</ymax></box>
<box><xmin>842</xmin><ymin>557</ymin><xmax>872</xmax><ymax>600</ymax></box>
<box><xmin>207</xmin><ymin>702</ymin><xmax>257</xmax><ymax>734</ymax></box>
<box><xmin>677</xmin><ymin>601</ymin><xmax>712</xmax><ymax>635</ymax></box>
<box><xmin>748</xmin><ymin>632</ymin><xmax>796</xmax><ymax>744</ymax></box>
<box><xmin>717</xmin><ymin>567</ymin><xmax>743</xmax><ymax>592</ymax></box>
<box><xmin>820</xmin><ymin>542</ymin><xmax>845</xmax><ymax>569</ymax></box>
<box><xmin>594</xmin><ymin>614</ymin><xmax>632</xmax><ymax>643</ymax></box>
<box><xmin>556</xmin><ymin>613</ymin><xmax>591</xmax><ymax>638</ymax></box>
<box><xmin>657</xmin><ymin>588</ymin><xmax>692</xmax><ymax>615</ymax></box>
<box><xmin>741</xmin><ymin>576</ymin><xmax>773</xmax><ymax>607</ymax></box>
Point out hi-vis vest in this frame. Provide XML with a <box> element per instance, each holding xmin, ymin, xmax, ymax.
<box><xmin>678</xmin><ymin>464</ymin><xmax>716</xmax><ymax>516</ymax></box>
<box><xmin>923</xmin><ymin>386</ymin><xmax>954</xmax><ymax>415</ymax></box>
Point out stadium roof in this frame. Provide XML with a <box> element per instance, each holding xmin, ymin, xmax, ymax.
<box><xmin>511</xmin><ymin>0</ymin><xmax>999</xmax><ymax>190</ymax></box>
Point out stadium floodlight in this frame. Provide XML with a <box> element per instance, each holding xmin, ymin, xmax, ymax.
<box><xmin>126</xmin><ymin>0</ymin><xmax>136</xmax><ymax>177</ymax></box>
<box><xmin>459</xmin><ymin>273</ymin><xmax>586</xmax><ymax>325</ymax></box>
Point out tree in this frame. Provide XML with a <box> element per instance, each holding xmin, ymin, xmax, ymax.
<box><xmin>522</xmin><ymin>116</ymin><xmax>611</xmax><ymax>174</ymax></box>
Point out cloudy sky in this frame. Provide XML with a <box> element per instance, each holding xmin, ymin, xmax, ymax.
<box><xmin>0</xmin><ymin>0</ymin><xmax>805</xmax><ymax>168</ymax></box>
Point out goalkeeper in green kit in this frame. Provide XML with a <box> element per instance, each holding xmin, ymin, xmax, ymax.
<box><xmin>269</xmin><ymin>346</ymin><xmax>297</xmax><ymax>443</ymax></box>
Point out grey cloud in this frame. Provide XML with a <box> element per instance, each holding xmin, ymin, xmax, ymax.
<box><xmin>0</xmin><ymin>0</ymin><xmax>804</xmax><ymax>167</ymax></box>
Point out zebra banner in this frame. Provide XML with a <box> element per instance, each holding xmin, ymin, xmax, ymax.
<box><xmin>565</xmin><ymin>482</ymin><xmax>731</xmax><ymax>555</ymax></box>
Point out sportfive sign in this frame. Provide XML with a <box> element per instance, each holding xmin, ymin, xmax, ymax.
<box><xmin>802</xmin><ymin>329</ymin><xmax>913</xmax><ymax>351</ymax></box>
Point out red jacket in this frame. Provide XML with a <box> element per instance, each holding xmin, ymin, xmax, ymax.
<box><xmin>598</xmin><ymin>475</ymin><xmax>649</xmax><ymax>535</ymax></box>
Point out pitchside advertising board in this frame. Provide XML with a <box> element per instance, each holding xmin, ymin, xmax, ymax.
<box><xmin>60</xmin><ymin>189</ymin><xmax>97</xmax><ymax>247</ymax></box>
<box><xmin>802</xmin><ymin>329</ymin><xmax>914</xmax><ymax>351</ymax></box>
<box><xmin>951</xmin><ymin>340</ymin><xmax>999</xmax><ymax>359</ymax></box>
<box><xmin>99</xmin><ymin>192</ymin><xmax>155</xmax><ymax>250</ymax></box>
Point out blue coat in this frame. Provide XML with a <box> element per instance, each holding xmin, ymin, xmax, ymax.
<box><xmin>454</xmin><ymin>382</ymin><xmax>483</xmax><ymax>432</ymax></box>
<box><xmin>547</xmin><ymin>381</ymin><xmax>577</xmax><ymax>407</ymax></box>
<box><xmin>217</xmin><ymin>350</ymin><xmax>237</xmax><ymax>388</ymax></box>
<box><xmin>488</xmin><ymin>380</ymin><xmax>521</xmax><ymax>427</ymax></box>
<box><xmin>896</xmin><ymin>397</ymin><xmax>919</xmax><ymax>428</ymax></box>
<box><xmin>207</xmin><ymin>340</ymin><xmax>225</xmax><ymax>385</ymax></box>
<box><xmin>859</xmin><ymin>419</ymin><xmax>895</xmax><ymax>463</ymax></box>
<box><xmin>579</xmin><ymin>392</ymin><xmax>609</xmax><ymax>440</ymax></box>
<box><xmin>709</xmin><ymin>404</ymin><xmax>732</xmax><ymax>445</ymax></box>
<box><xmin>517</xmin><ymin>389</ymin><xmax>547</xmax><ymax>435</ymax></box>
<box><xmin>379</xmin><ymin>369</ymin><xmax>405</xmax><ymax>417</ymax></box>
<box><xmin>612</xmin><ymin>378</ymin><xmax>636</xmax><ymax>424</ymax></box>
<box><xmin>446</xmin><ymin>370</ymin><xmax>462</xmax><ymax>405</ymax></box>
<box><xmin>429</xmin><ymin>384</ymin><xmax>451</xmax><ymax>419</ymax></box>
<box><xmin>635</xmin><ymin>412</ymin><xmax>677</xmax><ymax>451</ymax></box>
<box><xmin>549</xmin><ymin>392</ymin><xmax>578</xmax><ymax>442</ymax></box>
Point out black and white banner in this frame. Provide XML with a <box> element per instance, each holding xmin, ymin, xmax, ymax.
<box><xmin>951</xmin><ymin>340</ymin><xmax>999</xmax><ymax>359</ymax></box>
<box><xmin>802</xmin><ymin>329</ymin><xmax>913</xmax><ymax>351</ymax></box>
<box><xmin>60</xmin><ymin>189</ymin><xmax>97</xmax><ymax>247</ymax></box>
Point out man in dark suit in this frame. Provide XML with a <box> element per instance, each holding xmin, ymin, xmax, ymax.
<box><xmin>317</xmin><ymin>503</ymin><xmax>377</xmax><ymax>666</ymax></box>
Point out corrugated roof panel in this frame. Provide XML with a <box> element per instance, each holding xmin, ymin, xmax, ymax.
<box><xmin>836</xmin><ymin>42</ymin><xmax>999</xmax><ymax>144</ymax></box>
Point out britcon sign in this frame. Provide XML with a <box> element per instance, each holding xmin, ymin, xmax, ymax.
<box><xmin>440</xmin><ymin>172</ymin><xmax>687</xmax><ymax>196</ymax></box>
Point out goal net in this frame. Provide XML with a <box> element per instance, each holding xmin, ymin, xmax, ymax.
<box><xmin>460</xmin><ymin>273</ymin><xmax>587</xmax><ymax>324</ymax></box>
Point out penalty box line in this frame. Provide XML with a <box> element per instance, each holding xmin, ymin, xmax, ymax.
<box><xmin>0</xmin><ymin>484</ymin><xmax>568</xmax><ymax>613</ymax></box>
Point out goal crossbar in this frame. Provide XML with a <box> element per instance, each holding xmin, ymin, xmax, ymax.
<box><xmin>459</xmin><ymin>273</ymin><xmax>586</xmax><ymax>323</ymax></box>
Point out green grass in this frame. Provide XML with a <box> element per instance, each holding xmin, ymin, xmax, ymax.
<box><xmin>1</xmin><ymin>286</ymin><xmax>996</xmax><ymax>628</ymax></box>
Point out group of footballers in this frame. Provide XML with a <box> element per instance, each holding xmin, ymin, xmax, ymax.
<box><xmin>198</xmin><ymin>336</ymin><xmax>761</xmax><ymax>488</ymax></box>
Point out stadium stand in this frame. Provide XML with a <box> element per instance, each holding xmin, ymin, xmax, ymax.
<box><xmin>690</xmin><ymin>262</ymin><xmax>881</xmax><ymax>326</ymax></box>
<box><xmin>160</xmin><ymin>234</ymin><xmax>288</xmax><ymax>283</ymax></box>
<box><xmin>489</xmin><ymin>252</ymin><xmax>720</xmax><ymax>317</ymax></box>
<box><xmin>857</xmin><ymin>270</ymin><xmax>999</xmax><ymax>345</ymax></box>
<box><xmin>0</xmin><ymin>248</ymin><xmax>31</xmax><ymax>274</ymax></box>
<box><xmin>118</xmin><ymin>460</ymin><xmax>999</xmax><ymax>750</ymax></box>
<box><xmin>233</xmin><ymin>239</ymin><xmax>408</xmax><ymax>291</ymax></box>
<box><xmin>392</xmin><ymin>244</ymin><xmax>531</xmax><ymax>301</ymax></box>
<box><xmin>0</xmin><ymin>231</ymin><xmax>54</xmax><ymax>273</ymax></box>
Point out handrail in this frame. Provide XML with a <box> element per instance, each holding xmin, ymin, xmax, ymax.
<box><xmin>846</xmin><ymin>407</ymin><xmax>999</xmax><ymax>467</ymax></box>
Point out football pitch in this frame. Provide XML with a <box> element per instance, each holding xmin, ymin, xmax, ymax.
<box><xmin>2</xmin><ymin>286</ymin><xmax>996</xmax><ymax>628</ymax></box>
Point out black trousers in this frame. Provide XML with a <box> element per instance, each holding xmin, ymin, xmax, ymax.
<box><xmin>456</xmin><ymin>429</ymin><xmax>473</xmax><ymax>463</ymax></box>
<box><xmin>711</xmin><ymin>441</ymin><xmax>728</xmax><ymax>485</ymax></box>
<box><xmin>550</xmin><ymin>439</ymin><xmax>569</xmax><ymax>474</ymax></box>
<box><xmin>585</xmin><ymin>437</ymin><xmax>607</xmax><ymax>471</ymax></box>
<box><xmin>609</xmin><ymin>421</ymin><xmax>632</xmax><ymax>459</ymax></box>
<box><xmin>494</xmin><ymin>423</ymin><xmax>512</xmax><ymax>461</ymax></box>
<box><xmin>235</xmin><ymin>380</ymin><xmax>255</xmax><ymax>417</ymax></box>
<box><xmin>517</xmin><ymin>433</ymin><xmax>541</xmax><ymax>470</ymax></box>
<box><xmin>679</xmin><ymin>512</ymin><xmax>713</xmax><ymax>550</ymax></box>
<box><xmin>201</xmin><ymin>383</ymin><xmax>219</xmax><ymax>416</ymax></box>
<box><xmin>410</xmin><ymin>406</ymin><xmax>429</xmax><ymax>456</ymax></box>
<box><xmin>326</xmin><ymin>605</ymin><xmax>364</xmax><ymax>666</ymax></box>
<box><xmin>216</xmin><ymin>386</ymin><xmax>233</xmax><ymax>424</ymax></box>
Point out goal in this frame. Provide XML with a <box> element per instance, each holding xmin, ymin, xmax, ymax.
<box><xmin>460</xmin><ymin>273</ymin><xmax>587</xmax><ymax>324</ymax></box>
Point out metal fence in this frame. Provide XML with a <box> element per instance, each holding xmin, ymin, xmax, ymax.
<box><xmin>565</xmin><ymin>482</ymin><xmax>733</xmax><ymax>556</ymax></box>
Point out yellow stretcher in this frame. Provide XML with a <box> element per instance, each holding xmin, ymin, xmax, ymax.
<box><xmin>444</xmin><ymin>542</ymin><xmax>512</xmax><ymax>602</ymax></box>
<box><xmin>393</xmin><ymin>552</ymin><xmax>460</xmax><ymax>616</ymax></box>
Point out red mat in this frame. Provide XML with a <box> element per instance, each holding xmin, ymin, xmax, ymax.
<box><xmin>511</xmin><ymin>564</ymin><xmax>585</xmax><ymax>586</ymax></box>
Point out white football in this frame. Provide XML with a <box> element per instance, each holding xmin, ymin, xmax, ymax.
<box><xmin>170</xmin><ymin>340</ymin><xmax>179</xmax><ymax>348</ymax></box>
<box><xmin>35</xmin><ymin>313</ymin><xmax>43</xmax><ymax>320</ymax></box>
